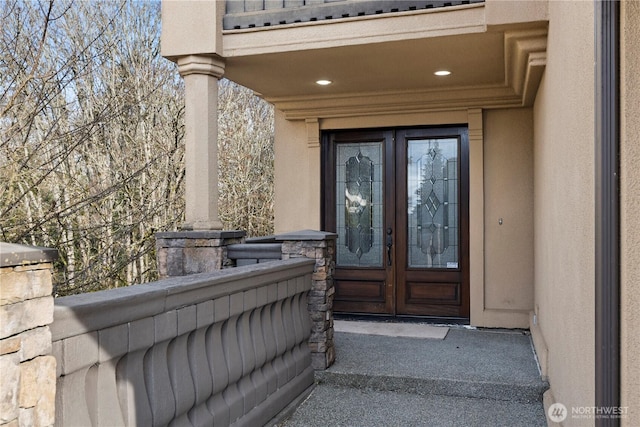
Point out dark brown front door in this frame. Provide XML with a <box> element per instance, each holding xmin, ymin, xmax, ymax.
<box><xmin>323</xmin><ymin>127</ymin><xmax>469</xmax><ymax>318</ymax></box>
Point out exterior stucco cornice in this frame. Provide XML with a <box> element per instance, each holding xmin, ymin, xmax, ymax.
<box><xmin>505</xmin><ymin>28</ymin><xmax>547</xmax><ymax>100</ymax></box>
<box><xmin>266</xmin><ymin>86</ymin><xmax>516</xmax><ymax>120</ymax></box>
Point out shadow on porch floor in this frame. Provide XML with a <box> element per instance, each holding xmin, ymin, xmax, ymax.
<box><xmin>274</xmin><ymin>321</ymin><xmax>549</xmax><ymax>427</ymax></box>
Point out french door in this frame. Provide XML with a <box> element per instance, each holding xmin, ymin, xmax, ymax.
<box><xmin>323</xmin><ymin>127</ymin><xmax>469</xmax><ymax>318</ymax></box>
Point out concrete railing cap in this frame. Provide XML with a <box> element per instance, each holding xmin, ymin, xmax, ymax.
<box><xmin>0</xmin><ymin>242</ymin><xmax>59</xmax><ymax>267</ymax></box>
<box><xmin>274</xmin><ymin>230</ymin><xmax>338</xmax><ymax>241</ymax></box>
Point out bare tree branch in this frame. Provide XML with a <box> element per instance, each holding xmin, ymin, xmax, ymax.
<box><xmin>1</xmin><ymin>0</ymin><xmax>274</xmax><ymax>296</ymax></box>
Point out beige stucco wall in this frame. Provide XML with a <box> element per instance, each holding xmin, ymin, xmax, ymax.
<box><xmin>274</xmin><ymin>110</ymin><xmax>322</xmax><ymax>232</ymax></box>
<box><xmin>532</xmin><ymin>0</ymin><xmax>595</xmax><ymax>423</ymax></box>
<box><xmin>620</xmin><ymin>1</ymin><xmax>640</xmax><ymax>424</ymax></box>
<box><xmin>483</xmin><ymin>108</ymin><xmax>534</xmax><ymax>315</ymax></box>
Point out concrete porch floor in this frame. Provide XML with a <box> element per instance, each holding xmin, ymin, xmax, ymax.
<box><xmin>275</xmin><ymin>321</ymin><xmax>549</xmax><ymax>427</ymax></box>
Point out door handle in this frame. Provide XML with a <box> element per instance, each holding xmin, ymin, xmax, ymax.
<box><xmin>386</xmin><ymin>228</ymin><xmax>393</xmax><ymax>266</ymax></box>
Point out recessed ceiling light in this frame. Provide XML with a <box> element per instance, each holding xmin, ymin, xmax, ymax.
<box><xmin>434</xmin><ymin>70</ymin><xmax>452</xmax><ymax>76</ymax></box>
<box><xmin>316</xmin><ymin>79</ymin><xmax>332</xmax><ymax>86</ymax></box>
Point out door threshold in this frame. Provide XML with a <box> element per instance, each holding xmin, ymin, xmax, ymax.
<box><xmin>333</xmin><ymin>313</ymin><xmax>470</xmax><ymax>326</ymax></box>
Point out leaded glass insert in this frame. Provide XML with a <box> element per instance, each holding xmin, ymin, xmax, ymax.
<box><xmin>336</xmin><ymin>142</ymin><xmax>383</xmax><ymax>267</ymax></box>
<box><xmin>407</xmin><ymin>138</ymin><xmax>459</xmax><ymax>268</ymax></box>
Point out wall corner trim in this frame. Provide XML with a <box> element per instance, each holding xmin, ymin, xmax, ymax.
<box><xmin>467</xmin><ymin>108</ymin><xmax>485</xmax><ymax>326</ymax></box>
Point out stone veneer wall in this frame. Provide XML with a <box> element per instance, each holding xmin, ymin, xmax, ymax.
<box><xmin>0</xmin><ymin>243</ymin><xmax>58</xmax><ymax>427</ymax></box>
<box><xmin>51</xmin><ymin>258</ymin><xmax>315</xmax><ymax>426</ymax></box>
<box><xmin>277</xmin><ymin>231</ymin><xmax>337</xmax><ymax>370</ymax></box>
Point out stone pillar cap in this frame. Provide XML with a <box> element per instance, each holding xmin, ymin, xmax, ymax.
<box><xmin>274</xmin><ymin>230</ymin><xmax>338</xmax><ymax>241</ymax></box>
<box><xmin>0</xmin><ymin>242</ymin><xmax>59</xmax><ymax>267</ymax></box>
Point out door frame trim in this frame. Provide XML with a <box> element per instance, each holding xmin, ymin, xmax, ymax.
<box><xmin>316</xmin><ymin>109</ymin><xmax>528</xmax><ymax>327</ymax></box>
<box><xmin>322</xmin><ymin>125</ymin><xmax>470</xmax><ymax>318</ymax></box>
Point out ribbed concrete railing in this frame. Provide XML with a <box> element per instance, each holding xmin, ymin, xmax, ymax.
<box><xmin>51</xmin><ymin>258</ymin><xmax>315</xmax><ymax>427</ymax></box>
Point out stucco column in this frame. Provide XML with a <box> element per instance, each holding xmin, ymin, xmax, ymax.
<box><xmin>178</xmin><ymin>54</ymin><xmax>225</xmax><ymax>230</ymax></box>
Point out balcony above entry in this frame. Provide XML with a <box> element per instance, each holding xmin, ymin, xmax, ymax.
<box><xmin>224</xmin><ymin>0</ymin><xmax>485</xmax><ymax>30</ymax></box>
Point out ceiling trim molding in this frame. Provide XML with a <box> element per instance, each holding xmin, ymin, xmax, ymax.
<box><xmin>522</xmin><ymin>51</ymin><xmax>547</xmax><ymax>106</ymax></box>
<box><xmin>505</xmin><ymin>28</ymin><xmax>548</xmax><ymax>105</ymax></box>
<box><xmin>268</xmin><ymin>85</ymin><xmax>518</xmax><ymax>120</ymax></box>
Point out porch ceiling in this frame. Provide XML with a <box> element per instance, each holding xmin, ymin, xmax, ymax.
<box><xmin>221</xmin><ymin>9</ymin><xmax>547</xmax><ymax>119</ymax></box>
<box><xmin>225</xmin><ymin>32</ymin><xmax>504</xmax><ymax>97</ymax></box>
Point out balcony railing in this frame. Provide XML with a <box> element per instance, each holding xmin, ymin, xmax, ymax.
<box><xmin>224</xmin><ymin>0</ymin><xmax>484</xmax><ymax>29</ymax></box>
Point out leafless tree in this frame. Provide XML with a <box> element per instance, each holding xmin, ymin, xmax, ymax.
<box><xmin>1</xmin><ymin>1</ymin><xmax>275</xmax><ymax>296</ymax></box>
<box><xmin>1</xmin><ymin>0</ymin><xmax>178</xmax><ymax>294</ymax></box>
<box><xmin>218</xmin><ymin>79</ymin><xmax>275</xmax><ymax>238</ymax></box>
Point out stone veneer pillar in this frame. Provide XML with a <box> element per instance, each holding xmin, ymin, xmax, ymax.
<box><xmin>155</xmin><ymin>230</ymin><xmax>246</xmax><ymax>278</ymax></box>
<box><xmin>276</xmin><ymin>230</ymin><xmax>337</xmax><ymax>370</ymax></box>
<box><xmin>0</xmin><ymin>243</ymin><xmax>57</xmax><ymax>427</ymax></box>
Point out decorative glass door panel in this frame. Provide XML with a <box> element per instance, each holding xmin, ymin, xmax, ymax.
<box><xmin>407</xmin><ymin>138</ymin><xmax>459</xmax><ymax>269</ymax></box>
<box><xmin>324</xmin><ymin>127</ymin><xmax>469</xmax><ymax>318</ymax></box>
<box><xmin>336</xmin><ymin>142</ymin><xmax>383</xmax><ymax>267</ymax></box>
